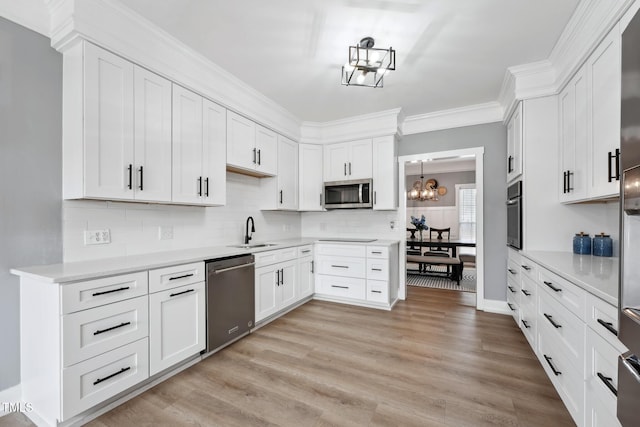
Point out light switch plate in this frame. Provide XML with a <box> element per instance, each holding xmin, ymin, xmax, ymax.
<box><xmin>84</xmin><ymin>229</ymin><xmax>111</xmax><ymax>245</ymax></box>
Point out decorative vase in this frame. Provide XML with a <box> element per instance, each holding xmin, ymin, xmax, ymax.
<box><xmin>593</xmin><ymin>233</ymin><xmax>613</xmax><ymax>257</ymax></box>
<box><xmin>419</xmin><ymin>230</ymin><xmax>423</xmax><ymax>242</ymax></box>
<box><xmin>573</xmin><ymin>232</ymin><xmax>591</xmax><ymax>255</ymax></box>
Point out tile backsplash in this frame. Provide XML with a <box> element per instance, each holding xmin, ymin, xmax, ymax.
<box><xmin>63</xmin><ymin>172</ymin><xmax>302</xmax><ymax>262</ymax></box>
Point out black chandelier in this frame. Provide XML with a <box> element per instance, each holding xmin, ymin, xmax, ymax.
<box><xmin>341</xmin><ymin>37</ymin><xmax>396</xmax><ymax>88</ymax></box>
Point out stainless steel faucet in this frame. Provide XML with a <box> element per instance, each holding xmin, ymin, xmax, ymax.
<box><xmin>244</xmin><ymin>216</ymin><xmax>255</xmax><ymax>244</ymax></box>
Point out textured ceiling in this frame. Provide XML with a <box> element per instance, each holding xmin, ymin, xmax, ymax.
<box><xmin>123</xmin><ymin>0</ymin><xmax>580</xmax><ymax>122</ymax></box>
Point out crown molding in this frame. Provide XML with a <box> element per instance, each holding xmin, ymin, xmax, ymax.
<box><xmin>48</xmin><ymin>0</ymin><xmax>302</xmax><ymax>141</ymax></box>
<box><xmin>401</xmin><ymin>102</ymin><xmax>503</xmax><ymax>135</ymax></box>
<box><xmin>300</xmin><ymin>108</ymin><xmax>403</xmax><ymax>144</ymax></box>
<box><xmin>0</xmin><ymin>1</ymin><xmax>51</xmax><ymax>36</ymax></box>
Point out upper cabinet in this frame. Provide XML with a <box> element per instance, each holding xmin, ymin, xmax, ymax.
<box><xmin>298</xmin><ymin>144</ymin><xmax>324</xmax><ymax>211</ymax></box>
<box><xmin>261</xmin><ymin>135</ymin><xmax>299</xmax><ymax>210</ymax></box>
<box><xmin>372</xmin><ymin>136</ymin><xmax>398</xmax><ymax>210</ymax></box>
<box><xmin>172</xmin><ymin>85</ymin><xmax>226</xmax><ymax>206</ymax></box>
<box><xmin>323</xmin><ymin>139</ymin><xmax>373</xmax><ymax>182</ymax></box>
<box><xmin>227</xmin><ymin>111</ymin><xmax>277</xmax><ymax>177</ymax></box>
<box><xmin>64</xmin><ymin>41</ymin><xmax>172</xmax><ymax>202</ymax></box>
<box><xmin>506</xmin><ymin>102</ymin><xmax>523</xmax><ymax>183</ymax></box>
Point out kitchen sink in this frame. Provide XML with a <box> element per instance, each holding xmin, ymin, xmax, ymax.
<box><xmin>227</xmin><ymin>243</ymin><xmax>278</xmax><ymax>249</ymax></box>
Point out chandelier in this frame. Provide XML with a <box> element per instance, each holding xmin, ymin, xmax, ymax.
<box><xmin>408</xmin><ymin>162</ymin><xmax>440</xmax><ymax>201</ymax></box>
<box><xmin>341</xmin><ymin>37</ymin><xmax>396</xmax><ymax>88</ymax></box>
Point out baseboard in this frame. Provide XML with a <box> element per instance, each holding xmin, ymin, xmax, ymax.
<box><xmin>483</xmin><ymin>299</ymin><xmax>511</xmax><ymax>315</ymax></box>
<box><xmin>0</xmin><ymin>384</ymin><xmax>22</xmax><ymax>417</ymax></box>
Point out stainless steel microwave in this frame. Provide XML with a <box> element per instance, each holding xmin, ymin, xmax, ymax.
<box><xmin>323</xmin><ymin>179</ymin><xmax>373</xmax><ymax>209</ymax></box>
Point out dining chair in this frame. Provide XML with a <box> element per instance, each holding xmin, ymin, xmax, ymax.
<box><xmin>423</xmin><ymin>227</ymin><xmax>452</xmax><ymax>274</ymax></box>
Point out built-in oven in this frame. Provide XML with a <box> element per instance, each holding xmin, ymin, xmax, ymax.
<box><xmin>506</xmin><ymin>181</ymin><xmax>522</xmax><ymax>250</ymax></box>
<box><xmin>323</xmin><ymin>179</ymin><xmax>372</xmax><ymax>209</ymax></box>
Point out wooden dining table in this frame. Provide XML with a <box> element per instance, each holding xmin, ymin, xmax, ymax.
<box><xmin>407</xmin><ymin>238</ymin><xmax>476</xmax><ymax>258</ymax></box>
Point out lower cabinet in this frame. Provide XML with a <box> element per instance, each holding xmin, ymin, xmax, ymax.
<box><xmin>297</xmin><ymin>245</ymin><xmax>315</xmax><ymax>299</ymax></box>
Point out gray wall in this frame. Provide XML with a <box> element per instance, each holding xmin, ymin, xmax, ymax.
<box><xmin>406</xmin><ymin>170</ymin><xmax>475</xmax><ymax>207</ymax></box>
<box><xmin>0</xmin><ymin>17</ymin><xmax>63</xmax><ymax>391</ymax></box>
<box><xmin>400</xmin><ymin>122</ymin><xmax>507</xmax><ymax>301</ymax></box>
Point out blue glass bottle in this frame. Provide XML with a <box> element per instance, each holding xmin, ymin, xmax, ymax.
<box><xmin>573</xmin><ymin>232</ymin><xmax>591</xmax><ymax>255</ymax></box>
<box><xmin>592</xmin><ymin>233</ymin><xmax>613</xmax><ymax>257</ymax></box>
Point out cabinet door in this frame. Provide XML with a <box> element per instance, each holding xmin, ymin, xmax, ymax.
<box><xmin>277</xmin><ymin>136</ymin><xmax>298</xmax><ymax>210</ymax></box>
<box><xmin>297</xmin><ymin>256</ymin><xmax>315</xmax><ymax>299</ymax></box>
<box><xmin>133</xmin><ymin>66</ymin><xmax>172</xmax><ymax>202</ymax></box>
<box><xmin>255</xmin><ymin>125</ymin><xmax>278</xmax><ymax>176</ymax></box>
<box><xmin>279</xmin><ymin>260</ymin><xmax>297</xmax><ymax>308</ymax></box>
<box><xmin>372</xmin><ymin>136</ymin><xmax>397</xmax><ymax>210</ymax></box>
<box><xmin>202</xmin><ymin>99</ymin><xmax>226</xmax><ymax>206</ymax></box>
<box><xmin>348</xmin><ymin>139</ymin><xmax>373</xmax><ymax>179</ymax></box>
<box><xmin>298</xmin><ymin>144</ymin><xmax>324</xmax><ymax>211</ymax></box>
<box><xmin>589</xmin><ymin>25</ymin><xmax>621</xmax><ymax>199</ymax></box>
<box><xmin>507</xmin><ymin>103</ymin><xmax>523</xmax><ymax>183</ymax></box>
<box><xmin>255</xmin><ymin>265</ymin><xmax>278</xmax><ymax>322</ymax></box>
<box><xmin>172</xmin><ymin>85</ymin><xmax>204</xmax><ymax>204</ymax></box>
<box><xmin>227</xmin><ymin>111</ymin><xmax>256</xmax><ymax>171</ymax></box>
<box><xmin>149</xmin><ymin>281</ymin><xmax>206</xmax><ymax>376</ymax></box>
<box><xmin>323</xmin><ymin>142</ymin><xmax>349</xmax><ymax>181</ymax></box>
<box><xmin>84</xmin><ymin>43</ymin><xmax>135</xmax><ymax>200</ymax></box>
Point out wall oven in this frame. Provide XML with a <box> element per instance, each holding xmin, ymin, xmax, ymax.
<box><xmin>506</xmin><ymin>180</ymin><xmax>522</xmax><ymax>250</ymax></box>
<box><xmin>323</xmin><ymin>179</ymin><xmax>372</xmax><ymax>209</ymax></box>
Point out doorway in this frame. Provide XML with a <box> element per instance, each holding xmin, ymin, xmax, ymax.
<box><xmin>396</xmin><ymin>147</ymin><xmax>485</xmax><ymax>310</ymax></box>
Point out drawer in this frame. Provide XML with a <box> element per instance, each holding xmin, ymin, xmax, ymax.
<box><xmin>507</xmin><ymin>277</ymin><xmax>521</xmax><ymax>300</ymax></box>
<box><xmin>538</xmin><ymin>267</ymin><xmax>586</xmax><ymax>321</ymax></box>
<box><xmin>297</xmin><ymin>245</ymin><xmax>313</xmax><ymax>257</ymax></box>
<box><xmin>315</xmin><ymin>244</ymin><xmax>366</xmax><ymax>258</ymax></box>
<box><xmin>519</xmin><ymin>257</ymin><xmax>537</xmax><ymax>280</ymax></box>
<box><xmin>254</xmin><ymin>247</ymin><xmax>297</xmax><ymax>268</ymax></box>
<box><xmin>366</xmin><ymin>280</ymin><xmax>389</xmax><ymax>303</ymax></box>
<box><xmin>586</xmin><ymin>293</ymin><xmax>625</xmax><ymax>350</ymax></box>
<box><xmin>316</xmin><ymin>255</ymin><xmax>366</xmax><ymax>278</ymax></box>
<box><xmin>149</xmin><ymin>262</ymin><xmax>204</xmax><ymax>293</ymax></box>
<box><xmin>520</xmin><ymin>299</ymin><xmax>537</xmax><ymax>349</ymax></box>
<box><xmin>62</xmin><ymin>296</ymin><xmax>148</xmax><ymax>367</ymax></box>
<box><xmin>507</xmin><ymin>259</ymin><xmax>520</xmax><ymax>283</ymax></box>
<box><xmin>586</xmin><ymin>327</ymin><xmax>620</xmax><ymax>415</ymax></box>
<box><xmin>62</xmin><ymin>337</ymin><xmax>149</xmax><ymax>420</ymax></box>
<box><xmin>367</xmin><ymin>246</ymin><xmax>388</xmax><ymax>259</ymax></box>
<box><xmin>366</xmin><ymin>258</ymin><xmax>388</xmax><ymax>281</ymax></box>
<box><xmin>585</xmin><ymin>390</ymin><xmax>622</xmax><ymax>427</ymax></box>
<box><xmin>62</xmin><ymin>272</ymin><xmax>148</xmax><ymax>314</ymax></box>
<box><xmin>316</xmin><ymin>275</ymin><xmax>366</xmax><ymax>300</ymax></box>
<box><xmin>520</xmin><ymin>275</ymin><xmax>537</xmax><ymax>311</ymax></box>
<box><xmin>537</xmin><ymin>330</ymin><xmax>585</xmax><ymax>426</ymax></box>
<box><xmin>507</xmin><ymin>289</ymin><xmax>519</xmax><ymax>325</ymax></box>
<box><xmin>538</xmin><ymin>291</ymin><xmax>585</xmax><ymax>370</ymax></box>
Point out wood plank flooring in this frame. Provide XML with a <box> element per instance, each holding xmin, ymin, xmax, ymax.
<box><xmin>1</xmin><ymin>287</ymin><xmax>575</xmax><ymax>426</ymax></box>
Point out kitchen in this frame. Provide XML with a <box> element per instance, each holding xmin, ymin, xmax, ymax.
<box><xmin>0</xmin><ymin>0</ymin><xmax>638</xmax><ymax>426</ymax></box>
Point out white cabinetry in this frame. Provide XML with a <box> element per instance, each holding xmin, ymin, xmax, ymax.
<box><xmin>298</xmin><ymin>144</ymin><xmax>324</xmax><ymax>211</ymax></box>
<box><xmin>261</xmin><ymin>135</ymin><xmax>298</xmax><ymax>210</ymax></box>
<box><xmin>226</xmin><ymin>111</ymin><xmax>277</xmax><ymax>177</ymax></box>
<box><xmin>255</xmin><ymin>247</ymin><xmax>300</xmax><ymax>323</ymax></box>
<box><xmin>372</xmin><ymin>136</ymin><xmax>398</xmax><ymax>210</ymax></box>
<box><xmin>506</xmin><ymin>102</ymin><xmax>523</xmax><ymax>183</ymax></box>
<box><xmin>63</xmin><ymin>41</ymin><xmax>172</xmax><ymax>202</ymax></box>
<box><xmin>172</xmin><ymin>85</ymin><xmax>227</xmax><ymax>206</ymax></box>
<box><xmin>297</xmin><ymin>245</ymin><xmax>315</xmax><ymax>299</ymax></box>
<box><xmin>323</xmin><ymin>139</ymin><xmax>373</xmax><ymax>181</ymax></box>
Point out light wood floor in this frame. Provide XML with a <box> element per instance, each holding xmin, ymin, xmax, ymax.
<box><xmin>2</xmin><ymin>287</ymin><xmax>574</xmax><ymax>426</ymax></box>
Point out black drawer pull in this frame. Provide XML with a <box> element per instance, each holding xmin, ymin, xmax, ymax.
<box><xmin>543</xmin><ymin>355</ymin><xmax>561</xmax><ymax>376</ymax></box>
<box><xmin>597</xmin><ymin>318</ymin><xmax>618</xmax><ymax>336</ymax></box>
<box><xmin>301</xmin><ymin>250</ymin><xmax>311</xmax><ymax>254</ymax></box>
<box><xmin>170</xmin><ymin>289</ymin><xmax>194</xmax><ymax>298</ymax></box>
<box><xmin>508</xmin><ymin>269</ymin><xmax>517</xmax><ymax>275</ymax></box>
<box><xmin>169</xmin><ymin>273</ymin><xmax>194</xmax><ymax>281</ymax></box>
<box><xmin>371</xmin><ymin>251</ymin><xmax>383</xmax><ymax>254</ymax></box>
<box><xmin>521</xmin><ymin>319</ymin><xmax>530</xmax><ymax>329</ymax></box>
<box><xmin>543</xmin><ymin>281</ymin><xmax>562</xmax><ymax>292</ymax></box>
<box><xmin>94</xmin><ymin>321</ymin><xmax>131</xmax><ymax>336</ymax></box>
<box><xmin>93</xmin><ymin>366</ymin><xmax>131</xmax><ymax>386</ymax></box>
<box><xmin>331</xmin><ymin>265</ymin><xmax>349</xmax><ymax>269</ymax></box>
<box><xmin>372</xmin><ymin>290</ymin><xmax>382</xmax><ymax>294</ymax></box>
<box><xmin>597</xmin><ymin>372</ymin><xmax>617</xmax><ymax>396</ymax></box>
<box><xmin>521</xmin><ymin>265</ymin><xmax>531</xmax><ymax>271</ymax></box>
<box><xmin>521</xmin><ymin>289</ymin><xmax>531</xmax><ymax>296</ymax></box>
<box><xmin>372</xmin><ymin>268</ymin><xmax>383</xmax><ymax>271</ymax></box>
<box><xmin>544</xmin><ymin>313</ymin><xmax>562</xmax><ymax>329</ymax></box>
<box><xmin>508</xmin><ymin>286</ymin><xmax>516</xmax><ymax>293</ymax></box>
<box><xmin>331</xmin><ymin>285</ymin><xmax>349</xmax><ymax>289</ymax></box>
<box><xmin>507</xmin><ymin>303</ymin><xmax>515</xmax><ymax>311</ymax></box>
<box><xmin>92</xmin><ymin>286</ymin><xmax>130</xmax><ymax>297</ymax></box>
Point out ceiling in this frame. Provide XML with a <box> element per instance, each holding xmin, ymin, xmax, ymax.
<box><xmin>405</xmin><ymin>157</ymin><xmax>475</xmax><ymax>175</ymax></box>
<box><xmin>123</xmin><ymin>0</ymin><xmax>580</xmax><ymax>123</ymax></box>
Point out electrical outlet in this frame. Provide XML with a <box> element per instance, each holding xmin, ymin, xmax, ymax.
<box><xmin>390</xmin><ymin>220</ymin><xmax>395</xmax><ymax>230</ymax></box>
<box><xmin>84</xmin><ymin>229</ymin><xmax>111</xmax><ymax>245</ymax></box>
<box><xmin>159</xmin><ymin>226</ymin><xmax>174</xmax><ymax>240</ymax></box>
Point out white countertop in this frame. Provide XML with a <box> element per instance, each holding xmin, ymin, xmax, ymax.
<box><xmin>521</xmin><ymin>250</ymin><xmax>619</xmax><ymax>306</ymax></box>
<box><xmin>10</xmin><ymin>237</ymin><xmax>399</xmax><ymax>284</ymax></box>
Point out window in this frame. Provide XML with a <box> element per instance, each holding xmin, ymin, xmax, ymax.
<box><xmin>456</xmin><ymin>184</ymin><xmax>476</xmax><ymax>241</ymax></box>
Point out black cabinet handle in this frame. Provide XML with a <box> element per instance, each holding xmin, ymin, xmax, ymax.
<box><xmin>169</xmin><ymin>273</ymin><xmax>194</xmax><ymax>281</ymax></box>
<box><xmin>521</xmin><ymin>265</ymin><xmax>531</xmax><ymax>271</ymax></box>
<box><xmin>374</xmin><ymin>191</ymin><xmax>377</xmax><ymax>205</ymax></box>
<box><xmin>508</xmin><ymin>268</ymin><xmax>517</xmax><ymax>275</ymax></box>
<box><xmin>197</xmin><ymin>176</ymin><xmax>202</xmax><ymax>196</ymax></box>
<box><xmin>544</xmin><ymin>313</ymin><xmax>562</xmax><ymax>329</ymax></box>
<box><xmin>372</xmin><ymin>251</ymin><xmax>382</xmax><ymax>255</ymax></box>
<box><xmin>521</xmin><ymin>289</ymin><xmax>531</xmax><ymax>296</ymax></box>
<box><xmin>521</xmin><ymin>319</ymin><xmax>531</xmax><ymax>329</ymax></box>
<box><xmin>138</xmin><ymin>166</ymin><xmax>143</xmax><ymax>191</ymax></box>
<box><xmin>280</xmin><ymin>190</ymin><xmax>283</xmax><ymax>204</ymax></box>
<box><xmin>344</xmin><ymin>163</ymin><xmax>347</xmax><ymax>176</ymax></box>
<box><xmin>349</xmin><ymin>162</ymin><xmax>352</xmax><ymax>175</ymax></box>
<box><xmin>94</xmin><ymin>321</ymin><xmax>131</xmax><ymax>336</ymax></box>
<box><xmin>331</xmin><ymin>265</ymin><xmax>349</xmax><ymax>269</ymax></box>
<box><xmin>608</xmin><ymin>150</ymin><xmax>621</xmax><ymax>182</ymax></box>
<box><xmin>508</xmin><ymin>286</ymin><xmax>516</xmax><ymax>293</ymax></box>
<box><xmin>331</xmin><ymin>285</ymin><xmax>349</xmax><ymax>289</ymax></box>
<box><xmin>205</xmin><ymin>178</ymin><xmax>209</xmax><ymax>197</ymax></box>
<box><xmin>301</xmin><ymin>249</ymin><xmax>311</xmax><ymax>254</ymax></box>
<box><xmin>597</xmin><ymin>372</ymin><xmax>618</xmax><ymax>396</ymax></box>
<box><xmin>257</xmin><ymin>149</ymin><xmax>261</xmax><ymax>165</ymax></box>
<box><xmin>563</xmin><ymin>171</ymin><xmax>567</xmax><ymax>194</ymax></box>
<box><xmin>253</xmin><ymin>148</ymin><xmax>257</xmax><ymax>164</ymax></box>
<box><xmin>507</xmin><ymin>303</ymin><xmax>515</xmax><ymax>311</ymax></box>
<box><xmin>92</xmin><ymin>286</ymin><xmax>130</xmax><ymax>297</ymax></box>
<box><xmin>170</xmin><ymin>289</ymin><xmax>194</xmax><ymax>297</ymax></box>
<box><xmin>543</xmin><ymin>355</ymin><xmax>561</xmax><ymax>376</ymax></box>
<box><xmin>372</xmin><ymin>290</ymin><xmax>382</xmax><ymax>294</ymax></box>
<box><xmin>311</xmin><ymin>260</ymin><xmax>314</xmax><ymax>274</ymax></box>
<box><xmin>275</xmin><ymin>269</ymin><xmax>280</xmax><ymax>286</ymax></box>
<box><xmin>597</xmin><ymin>318</ymin><xmax>618</xmax><ymax>336</ymax></box>
<box><xmin>94</xmin><ymin>366</ymin><xmax>131</xmax><ymax>386</ymax></box>
<box><xmin>127</xmin><ymin>164</ymin><xmax>133</xmax><ymax>190</ymax></box>
<box><xmin>372</xmin><ymin>268</ymin><xmax>383</xmax><ymax>272</ymax></box>
<box><xmin>543</xmin><ymin>281</ymin><xmax>561</xmax><ymax>292</ymax></box>
<box><xmin>615</xmin><ymin>148</ymin><xmax>620</xmax><ymax>181</ymax></box>
<box><xmin>280</xmin><ymin>268</ymin><xmax>284</xmax><ymax>285</ymax></box>
<box><xmin>567</xmin><ymin>171</ymin><xmax>573</xmax><ymax>192</ymax></box>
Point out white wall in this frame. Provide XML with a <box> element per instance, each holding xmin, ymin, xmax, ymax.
<box><xmin>63</xmin><ymin>172</ymin><xmax>301</xmax><ymax>262</ymax></box>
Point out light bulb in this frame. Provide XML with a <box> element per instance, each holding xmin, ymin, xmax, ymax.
<box><xmin>357</xmin><ymin>74</ymin><xmax>365</xmax><ymax>84</ymax></box>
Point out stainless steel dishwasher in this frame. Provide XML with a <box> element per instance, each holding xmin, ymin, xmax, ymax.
<box><xmin>205</xmin><ymin>254</ymin><xmax>255</xmax><ymax>355</ymax></box>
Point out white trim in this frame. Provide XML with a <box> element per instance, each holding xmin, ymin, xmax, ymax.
<box><xmin>0</xmin><ymin>384</ymin><xmax>22</xmax><ymax>417</ymax></box>
<box><xmin>300</xmin><ymin>108</ymin><xmax>403</xmax><ymax>144</ymax></box>
<box><xmin>397</xmin><ymin>146</ymin><xmax>485</xmax><ymax>312</ymax></box>
<box><xmin>401</xmin><ymin>102</ymin><xmax>503</xmax><ymax>135</ymax></box>
<box><xmin>482</xmin><ymin>299</ymin><xmax>511</xmax><ymax>316</ymax></box>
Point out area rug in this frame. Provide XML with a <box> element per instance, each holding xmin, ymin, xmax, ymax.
<box><xmin>407</xmin><ymin>267</ymin><xmax>476</xmax><ymax>293</ymax></box>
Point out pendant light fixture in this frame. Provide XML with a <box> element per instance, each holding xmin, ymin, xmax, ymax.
<box><xmin>341</xmin><ymin>37</ymin><xmax>396</xmax><ymax>88</ymax></box>
<box><xmin>408</xmin><ymin>161</ymin><xmax>439</xmax><ymax>201</ymax></box>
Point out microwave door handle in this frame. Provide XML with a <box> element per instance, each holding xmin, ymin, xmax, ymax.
<box><xmin>359</xmin><ymin>184</ymin><xmax>363</xmax><ymax>204</ymax></box>
<box><xmin>506</xmin><ymin>200</ymin><xmax>518</xmax><ymax>206</ymax></box>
